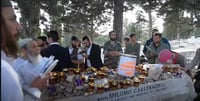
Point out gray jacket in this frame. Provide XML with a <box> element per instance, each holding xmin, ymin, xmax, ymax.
<box><xmin>146</xmin><ymin>42</ymin><xmax>170</xmax><ymax>64</ymax></box>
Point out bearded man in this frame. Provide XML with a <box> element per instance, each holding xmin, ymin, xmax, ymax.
<box><xmin>12</xmin><ymin>38</ymin><xmax>49</xmax><ymax>101</ymax></box>
<box><xmin>66</xmin><ymin>36</ymin><xmax>83</xmax><ymax>67</ymax></box>
<box><xmin>1</xmin><ymin>0</ymin><xmax>48</xmax><ymax>101</ymax></box>
<box><xmin>145</xmin><ymin>33</ymin><xmax>170</xmax><ymax>64</ymax></box>
<box><xmin>103</xmin><ymin>31</ymin><xmax>122</xmax><ymax>69</ymax></box>
<box><xmin>13</xmin><ymin>38</ymin><xmax>43</xmax><ymax>84</ymax></box>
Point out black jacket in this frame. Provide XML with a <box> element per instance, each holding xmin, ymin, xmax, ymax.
<box><xmin>41</xmin><ymin>44</ymin><xmax>73</xmax><ymax>71</ymax></box>
<box><xmin>88</xmin><ymin>44</ymin><xmax>103</xmax><ymax>68</ymax></box>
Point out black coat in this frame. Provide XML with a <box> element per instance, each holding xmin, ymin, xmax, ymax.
<box><xmin>88</xmin><ymin>44</ymin><xmax>103</xmax><ymax>68</ymax></box>
<box><xmin>41</xmin><ymin>44</ymin><xmax>73</xmax><ymax>71</ymax></box>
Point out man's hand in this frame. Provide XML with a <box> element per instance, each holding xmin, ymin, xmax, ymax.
<box><xmin>30</xmin><ymin>75</ymin><xmax>50</xmax><ymax>90</ymax></box>
<box><xmin>82</xmin><ymin>53</ymin><xmax>89</xmax><ymax>58</ymax></box>
<box><xmin>149</xmin><ymin>53</ymin><xmax>156</xmax><ymax>58</ymax></box>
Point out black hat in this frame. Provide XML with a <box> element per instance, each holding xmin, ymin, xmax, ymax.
<box><xmin>1</xmin><ymin>0</ymin><xmax>12</xmax><ymax>7</ymax></box>
<box><xmin>71</xmin><ymin>36</ymin><xmax>78</xmax><ymax>41</ymax></box>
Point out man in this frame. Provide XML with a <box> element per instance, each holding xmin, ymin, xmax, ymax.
<box><xmin>41</xmin><ymin>30</ymin><xmax>73</xmax><ymax>71</ymax></box>
<box><xmin>103</xmin><ymin>31</ymin><xmax>122</xmax><ymax>68</ymax></box>
<box><xmin>1</xmin><ymin>0</ymin><xmax>48</xmax><ymax>101</ymax></box>
<box><xmin>82</xmin><ymin>36</ymin><xmax>103</xmax><ymax>68</ymax></box>
<box><xmin>37</xmin><ymin>36</ymin><xmax>48</xmax><ymax>50</ymax></box>
<box><xmin>143</xmin><ymin>29</ymin><xmax>171</xmax><ymax>58</ymax></box>
<box><xmin>13</xmin><ymin>38</ymin><xmax>47</xmax><ymax>100</ymax></box>
<box><xmin>13</xmin><ymin>38</ymin><xmax>42</xmax><ymax>82</ymax></box>
<box><xmin>123</xmin><ymin>37</ymin><xmax>129</xmax><ymax>46</ymax></box>
<box><xmin>124</xmin><ymin>33</ymin><xmax>140</xmax><ymax>64</ymax></box>
<box><xmin>145</xmin><ymin>33</ymin><xmax>170</xmax><ymax>64</ymax></box>
<box><xmin>158</xmin><ymin>49</ymin><xmax>186</xmax><ymax>67</ymax></box>
<box><xmin>67</xmin><ymin>36</ymin><xmax>83</xmax><ymax>67</ymax></box>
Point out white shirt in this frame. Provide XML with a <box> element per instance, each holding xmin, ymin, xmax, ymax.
<box><xmin>86</xmin><ymin>44</ymin><xmax>92</xmax><ymax>67</ymax></box>
<box><xmin>12</xmin><ymin>58</ymin><xmax>28</xmax><ymax>72</ymax></box>
<box><xmin>13</xmin><ymin>58</ymin><xmax>35</xmax><ymax>85</ymax></box>
<box><xmin>12</xmin><ymin>57</ymin><xmax>42</xmax><ymax>101</ymax></box>
<box><xmin>49</xmin><ymin>42</ymin><xmax>59</xmax><ymax>46</ymax></box>
<box><xmin>68</xmin><ymin>46</ymin><xmax>83</xmax><ymax>60</ymax></box>
<box><xmin>1</xmin><ymin>51</ymin><xmax>15</xmax><ymax>65</ymax></box>
<box><xmin>1</xmin><ymin>51</ymin><xmax>41</xmax><ymax>101</ymax></box>
<box><xmin>1</xmin><ymin>51</ymin><xmax>23</xmax><ymax>101</ymax></box>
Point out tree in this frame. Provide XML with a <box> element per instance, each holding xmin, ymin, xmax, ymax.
<box><xmin>94</xmin><ymin>35</ymin><xmax>109</xmax><ymax>46</ymax></box>
<box><xmin>40</xmin><ymin>0</ymin><xmax>70</xmax><ymax>35</ymax></box>
<box><xmin>112</xmin><ymin>0</ymin><xmax>125</xmax><ymax>42</ymax></box>
<box><xmin>14</xmin><ymin>0</ymin><xmax>111</xmax><ymax>40</ymax></box>
<box><xmin>65</xmin><ymin>0</ymin><xmax>111</xmax><ymax>41</ymax></box>
<box><xmin>125</xmin><ymin>23</ymin><xmax>142</xmax><ymax>39</ymax></box>
<box><xmin>13</xmin><ymin>0</ymin><xmax>41</xmax><ymax>38</ymax></box>
<box><xmin>159</xmin><ymin>0</ymin><xmax>200</xmax><ymax>39</ymax></box>
<box><xmin>162</xmin><ymin>11</ymin><xmax>194</xmax><ymax>40</ymax></box>
<box><xmin>90</xmin><ymin>0</ymin><xmax>136</xmax><ymax>42</ymax></box>
<box><xmin>134</xmin><ymin>0</ymin><xmax>160</xmax><ymax>38</ymax></box>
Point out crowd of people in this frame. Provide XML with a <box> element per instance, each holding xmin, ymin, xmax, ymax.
<box><xmin>1</xmin><ymin>0</ymin><xmax>200</xmax><ymax>100</ymax></box>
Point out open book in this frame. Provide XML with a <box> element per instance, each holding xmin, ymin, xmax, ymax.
<box><xmin>31</xmin><ymin>56</ymin><xmax>58</xmax><ymax>78</ymax></box>
<box><xmin>40</xmin><ymin>59</ymin><xmax>58</xmax><ymax>78</ymax></box>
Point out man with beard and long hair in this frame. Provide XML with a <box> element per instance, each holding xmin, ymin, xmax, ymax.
<box><xmin>103</xmin><ymin>31</ymin><xmax>122</xmax><ymax>69</ymax></box>
<box><xmin>1</xmin><ymin>1</ymin><xmax>23</xmax><ymax>100</ymax></box>
<box><xmin>1</xmin><ymin>0</ymin><xmax>49</xmax><ymax>101</ymax></box>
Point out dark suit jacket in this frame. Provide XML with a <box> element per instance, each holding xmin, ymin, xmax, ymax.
<box><xmin>41</xmin><ymin>44</ymin><xmax>73</xmax><ymax>71</ymax></box>
<box><xmin>88</xmin><ymin>44</ymin><xmax>103</xmax><ymax>68</ymax></box>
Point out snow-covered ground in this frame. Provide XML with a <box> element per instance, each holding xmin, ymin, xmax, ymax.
<box><xmin>170</xmin><ymin>36</ymin><xmax>200</xmax><ymax>63</ymax></box>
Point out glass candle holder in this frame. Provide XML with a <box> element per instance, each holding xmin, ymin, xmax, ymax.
<box><xmin>97</xmin><ymin>84</ymin><xmax>104</xmax><ymax>94</ymax></box>
<box><xmin>88</xmin><ymin>82</ymin><xmax>95</xmax><ymax>92</ymax></box>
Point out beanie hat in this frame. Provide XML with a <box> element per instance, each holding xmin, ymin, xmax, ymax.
<box><xmin>158</xmin><ymin>49</ymin><xmax>172</xmax><ymax>63</ymax></box>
